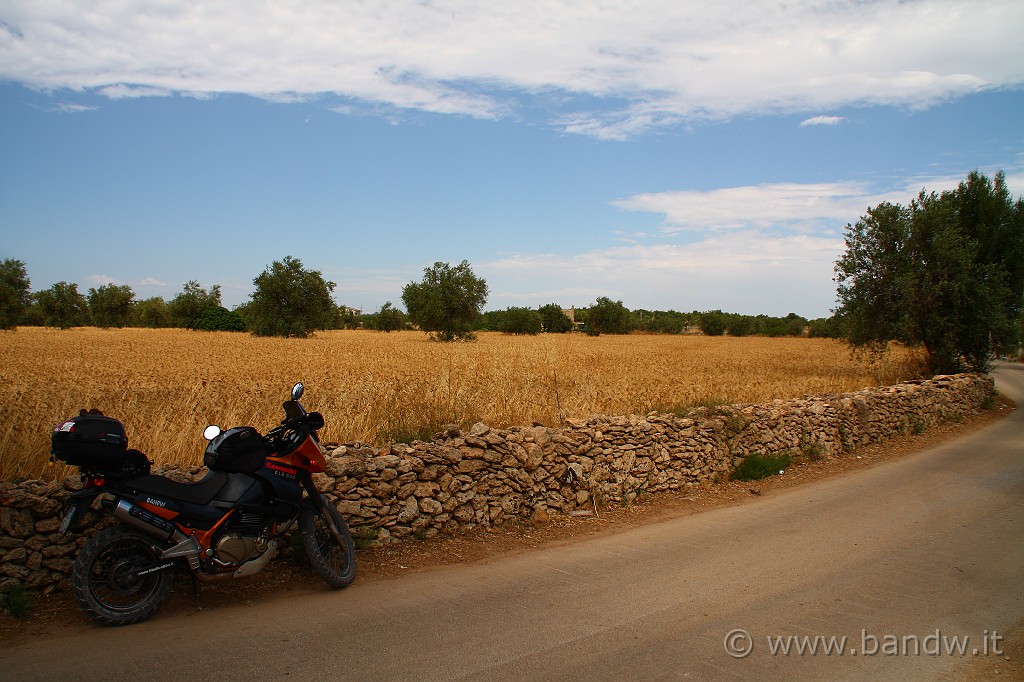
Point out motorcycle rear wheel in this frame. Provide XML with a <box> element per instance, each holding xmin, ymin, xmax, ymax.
<box><xmin>300</xmin><ymin>504</ymin><xmax>356</xmax><ymax>588</ymax></box>
<box><xmin>72</xmin><ymin>525</ymin><xmax>174</xmax><ymax>626</ymax></box>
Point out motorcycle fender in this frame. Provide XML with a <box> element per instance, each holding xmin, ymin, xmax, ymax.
<box><xmin>58</xmin><ymin>502</ymin><xmax>84</xmax><ymax>534</ymax></box>
<box><xmin>59</xmin><ymin>490</ymin><xmax>102</xmax><ymax>533</ymax></box>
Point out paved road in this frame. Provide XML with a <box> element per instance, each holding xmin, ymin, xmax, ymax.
<box><xmin>3</xmin><ymin>365</ymin><xmax>1022</xmax><ymax>681</ymax></box>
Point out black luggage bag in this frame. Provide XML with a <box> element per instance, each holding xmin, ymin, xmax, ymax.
<box><xmin>52</xmin><ymin>413</ymin><xmax>128</xmax><ymax>469</ymax></box>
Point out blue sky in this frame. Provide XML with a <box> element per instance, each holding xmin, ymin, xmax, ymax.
<box><xmin>2</xmin><ymin>1</ymin><xmax>1023</xmax><ymax>318</ymax></box>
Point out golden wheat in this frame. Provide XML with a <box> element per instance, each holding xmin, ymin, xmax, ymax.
<box><xmin>0</xmin><ymin>327</ymin><xmax>924</xmax><ymax>480</ymax></box>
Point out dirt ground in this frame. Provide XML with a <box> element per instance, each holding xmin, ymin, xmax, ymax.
<box><xmin>2</xmin><ymin>394</ymin><xmax>1018</xmax><ymax>680</ymax></box>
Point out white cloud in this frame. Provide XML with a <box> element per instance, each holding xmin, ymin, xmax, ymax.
<box><xmin>611</xmin><ymin>167</ymin><xmax>1024</xmax><ymax>236</ymax></box>
<box><xmin>482</xmin><ymin>232</ymin><xmax>844</xmax><ymax>315</ymax></box>
<box><xmin>1004</xmin><ymin>172</ymin><xmax>1024</xmax><ymax>196</ymax></box>
<box><xmin>86</xmin><ymin>273</ymin><xmax>117</xmax><ymax>285</ymax></box>
<box><xmin>138</xmin><ymin>277</ymin><xmax>171</xmax><ymax>287</ymax></box>
<box><xmin>800</xmin><ymin>115</ymin><xmax>844</xmax><ymax>127</ymax></box>
<box><xmin>98</xmin><ymin>84</ymin><xmax>172</xmax><ymax>99</ymax></box>
<box><xmin>1</xmin><ymin>1</ymin><xmax>1021</xmax><ymax>137</ymax></box>
<box><xmin>488</xmin><ymin>233</ymin><xmax>842</xmax><ymax>280</ymax></box>
<box><xmin>50</xmin><ymin>102</ymin><xmax>97</xmax><ymax>113</ymax></box>
<box><xmin>612</xmin><ymin>181</ymin><xmax>909</xmax><ymax>234</ymax></box>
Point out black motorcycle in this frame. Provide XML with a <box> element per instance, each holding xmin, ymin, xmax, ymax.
<box><xmin>52</xmin><ymin>382</ymin><xmax>355</xmax><ymax>625</ymax></box>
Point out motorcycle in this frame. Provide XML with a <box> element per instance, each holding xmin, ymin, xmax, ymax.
<box><xmin>51</xmin><ymin>382</ymin><xmax>356</xmax><ymax>626</ymax></box>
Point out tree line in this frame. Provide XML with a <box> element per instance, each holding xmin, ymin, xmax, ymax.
<box><xmin>477</xmin><ymin>303</ymin><xmax>825</xmax><ymax>338</ymax></box>
<box><xmin>0</xmin><ymin>255</ymin><xmax>828</xmax><ymax>340</ymax></box>
<box><xmin>2</xmin><ymin>171</ymin><xmax>1021</xmax><ymax>373</ymax></box>
<box><xmin>0</xmin><ymin>256</ymin><xmax>337</xmax><ymax>336</ymax></box>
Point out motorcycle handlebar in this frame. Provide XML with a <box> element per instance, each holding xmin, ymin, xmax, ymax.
<box><xmin>265</xmin><ymin>411</ymin><xmax>324</xmax><ymax>442</ymax></box>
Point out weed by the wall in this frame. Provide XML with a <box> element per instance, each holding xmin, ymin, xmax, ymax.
<box><xmin>801</xmin><ymin>442</ymin><xmax>825</xmax><ymax>461</ymax></box>
<box><xmin>619</xmin><ymin>477</ymin><xmax>650</xmax><ymax>506</ymax></box>
<box><xmin>1</xmin><ymin>583</ymin><xmax>31</xmax><ymax>619</ymax></box>
<box><xmin>351</xmin><ymin>526</ymin><xmax>379</xmax><ymax>550</ymax></box>
<box><xmin>731</xmin><ymin>452</ymin><xmax>792</xmax><ymax>481</ymax></box>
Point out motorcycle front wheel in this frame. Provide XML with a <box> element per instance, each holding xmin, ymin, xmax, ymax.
<box><xmin>300</xmin><ymin>503</ymin><xmax>356</xmax><ymax>588</ymax></box>
<box><xmin>72</xmin><ymin>525</ymin><xmax>174</xmax><ymax>626</ymax></box>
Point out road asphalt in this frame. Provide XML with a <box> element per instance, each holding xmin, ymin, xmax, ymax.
<box><xmin>2</xmin><ymin>364</ymin><xmax>1022</xmax><ymax>681</ymax></box>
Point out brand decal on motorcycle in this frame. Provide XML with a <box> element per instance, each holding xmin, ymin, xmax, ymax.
<box><xmin>266</xmin><ymin>462</ymin><xmax>298</xmax><ymax>480</ymax></box>
<box><xmin>136</xmin><ymin>562</ymin><xmax>175</xmax><ymax>577</ymax></box>
<box><xmin>145</xmin><ymin>497</ymin><xmax>168</xmax><ymax>508</ymax></box>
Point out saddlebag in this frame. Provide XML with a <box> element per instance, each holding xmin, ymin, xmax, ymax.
<box><xmin>51</xmin><ymin>413</ymin><xmax>130</xmax><ymax>471</ymax></box>
<box><xmin>204</xmin><ymin>426</ymin><xmax>268</xmax><ymax>474</ymax></box>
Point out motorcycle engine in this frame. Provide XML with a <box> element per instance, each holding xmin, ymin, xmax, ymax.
<box><xmin>214</xmin><ymin>533</ymin><xmax>269</xmax><ymax>566</ymax></box>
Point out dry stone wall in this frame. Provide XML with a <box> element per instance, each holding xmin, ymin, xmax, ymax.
<box><xmin>0</xmin><ymin>373</ymin><xmax>994</xmax><ymax>595</ymax></box>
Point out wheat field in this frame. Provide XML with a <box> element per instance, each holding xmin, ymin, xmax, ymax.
<box><xmin>0</xmin><ymin>327</ymin><xmax>925</xmax><ymax>480</ymax></box>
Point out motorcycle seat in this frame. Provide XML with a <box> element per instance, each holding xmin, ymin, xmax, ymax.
<box><xmin>127</xmin><ymin>470</ymin><xmax>231</xmax><ymax>506</ymax></box>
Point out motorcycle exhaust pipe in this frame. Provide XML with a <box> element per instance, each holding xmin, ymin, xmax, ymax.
<box><xmin>111</xmin><ymin>500</ymin><xmax>202</xmax><ymax>571</ymax></box>
<box><xmin>111</xmin><ymin>499</ymin><xmax>279</xmax><ymax>580</ymax></box>
<box><xmin>112</xmin><ymin>499</ymin><xmax>185</xmax><ymax>542</ymax></box>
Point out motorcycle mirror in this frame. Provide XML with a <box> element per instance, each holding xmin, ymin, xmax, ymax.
<box><xmin>203</xmin><ymin>425</ymin><xmax>222</xmax><ymax>441</ymax></box>
<box><xmin>291</xmin><ymin>382</ymin><xmax>304</xmax><ymax>401</ymax></box>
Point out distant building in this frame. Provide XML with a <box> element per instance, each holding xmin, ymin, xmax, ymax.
<box><xmin>560</xmin><ymin>306</ymin><xmax>585</xmax><ymax>331</ymax></box>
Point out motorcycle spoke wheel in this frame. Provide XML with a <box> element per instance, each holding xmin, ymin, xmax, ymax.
<box><xmin>300</xmin><ymin>504</ymin><xmax>356</xmax><ymax>589</ymax></box>
<box><xmin>72</xmin><ymin>525</ymin><xmax>174</xmax><ymax>626</ymax></box>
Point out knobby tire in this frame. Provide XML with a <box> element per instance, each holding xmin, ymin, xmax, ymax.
<box><xmin>300</xmin><ymin>503</ymin><xmax>356</xmax><ymax>588</ymax></box>
<box><xmin>71</xmin><ymin>525</ymin><xmax>174</xmax><ymax>626</ymax></box>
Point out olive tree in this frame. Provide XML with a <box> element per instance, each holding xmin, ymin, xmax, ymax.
<box><xmin>169</xmin><ymin>281</ymin><xmax>222</xmax><ymax>329</ymax></box>
<box><xmin>131</xmin><ymin>297</ymin><xmax>172</xmax><ymax>328</ymax></box>
<box><xmin>36</xmin><ymin>282</ymin><xmax>90</xmax><ymax>329</ymax></box>
<box><xmin>835</xmin><ymin>171</ymin><xmax>1024</xmax><ymax>373</ymax></box>
<box><xmin>401</xmin><ymin>261</ymin><xmax>489</xmax><ymax>341</ymax></box>
<box><xmin>496</xmin><ymin>307</ymin><xmax>543</xmax><ymax>335</ymax></box>
<box><xmin>372</xmin><ymin>302</ymin><xmax>408</xmax><ymax>332</ymax></box>
<box><xmin>88</xmin><ymin>283</ymin><xmax>135</xmax><ymax>328</ymax></box>
<box><xmin>587</xmin><ymin>297</ymin><xmax>632</xmax><ymax>335</ymax></box>
<box><xmin>538</xmin><ymin>303</ymin><xmax>574</xmax><ymax>333</ymax></box>
<box><xmin>0</xmin><ymin>258</ymin><xmax>31</xmax><ymax>329</ymax></box>
<box><xmin>248</xmin><ymin>256</ymin><xmax>337</xmax><ymax>337</ymax></box>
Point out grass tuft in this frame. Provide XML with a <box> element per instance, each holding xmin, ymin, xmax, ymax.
<box><xmin>1</xmin><ymin>583</ymin><xmax>32</xmax><ymax>619</ymax></box>
<box><xmin>731</xmin><ymin>452</ymin><xmax>792</xmax><ymax>481</ymax></box>
<box><xmin>351</xmin><ymin>526</ymin><xmax>379</xmax><ymax>550</ymax></box>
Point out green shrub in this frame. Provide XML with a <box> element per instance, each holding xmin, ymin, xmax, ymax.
<box><xmin>731</xmin><ymin>452</ymin><xmax>791</xmax><ymax>481</ymax></box>
<box><xmin>699</xmin><ymin>310</ymin><xmax>727</xmax><ymax>336</ymax></box>
<box><xmin>495</xmin><ymin>307</ymin><xmax>543</xmax><ymax>335</ymax></box>
<box><xmin>351</xmin><ymin>526</ymin><xmax>379</xmax><ymax>550</ymax></box>
<box><xmin>195</xmin><ymin>306</ymin><xmax>247</xmax><ymax>332</ymax></box>
<box><xmin>1</xmin><ymin>583</ymin><xmax>31</xmax><ymax>619</ymax></box>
